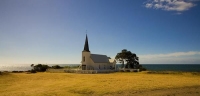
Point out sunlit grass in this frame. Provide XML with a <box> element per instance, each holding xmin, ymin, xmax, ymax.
<box><xmin>0</xmin><ymin>72</ymin><xmax>200</xmax><ymax>96</ymax></box>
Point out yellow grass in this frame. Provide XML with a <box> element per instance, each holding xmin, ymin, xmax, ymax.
<box><xmin>0</xmin><ymin>72</ymin><xmax>200</xmax><ymax>96</ymax></box>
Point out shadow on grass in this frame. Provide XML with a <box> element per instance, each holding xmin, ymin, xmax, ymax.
<box><xmin>147</xmin><ymin>71</ymin><xmax>183</xmax><ymax>75</ymax></box>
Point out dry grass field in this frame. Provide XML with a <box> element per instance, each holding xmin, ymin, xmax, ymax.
<box><xmin>0</xmin><ymin>71</ymin><xmax>200</xmax><ymax>96</ymax></box>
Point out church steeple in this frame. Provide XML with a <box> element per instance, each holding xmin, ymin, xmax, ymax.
<box><xmin>83</xmin><ymin>34</ymin><xmax>90</xmax><ymax>52</ymax></box>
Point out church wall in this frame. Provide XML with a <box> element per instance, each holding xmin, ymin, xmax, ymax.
<box><xmin>81</xmin><ymin>52</ymin><xmax>116</xmax><ymax>70</ymax></box>
<box><xmin>92</xmin><ymin>63</ymin><xmax>114</xmax><ymax>70</ymax></box>
<box><xmin>82</xmin><ymin>51</ymin><xmax>92</xmax><ymax>70</ymax></box>
<box><xmin>87</xmin><ymin>59</ymin><xmax>95</xmax><ymax>70</ymax></box>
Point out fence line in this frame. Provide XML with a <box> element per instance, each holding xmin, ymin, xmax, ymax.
<box><xmin>47</xmin><ymin>68</ymin><xmax>139</xmax><ymax>73</ymax></box>
<box><xmin>64</xmin><ymin>70</ymin><xmax>97</xmax><ymax>74</ymax></box>
<box><xmin>46</xmin><ymin>69</ymin><xmax>66</xmax><ymax>73</ymax></box>
<box><xmin>47</xmin><ymin>68</ymin><xmax>117</xmax><ymax>73</ymax></box>
<box><xmin>118</xmin><ymin>68</ymin><xmax>140</xmax><ymax>72</ymax></box>
<box><xmin>64</xmin><ymin>69</ymin><xmax>116</xmax><ymax>74</ymax></box>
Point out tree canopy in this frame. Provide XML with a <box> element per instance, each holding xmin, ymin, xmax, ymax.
<box><xmin>115</xmin><ymin>49</ymin><xmax>140</xmax><ymax>69</ymax></box>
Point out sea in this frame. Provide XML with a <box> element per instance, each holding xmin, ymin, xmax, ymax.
<box><xmin>0</xmin><ymin>64</ymin><xmax>79</xmax><ymax>72</ymax></box>
<box><xmin>0</xmin><ymin>64</ymin><xmax>200</xmax><ymax>72</ymax></box>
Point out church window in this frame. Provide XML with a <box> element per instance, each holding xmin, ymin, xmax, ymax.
<box><xmin>83</xmin><ymin>56</ymin><xmax>85</xmax><ymax>62</ymax></box>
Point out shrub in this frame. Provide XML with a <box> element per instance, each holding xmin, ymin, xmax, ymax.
<box><xmin>18</xmin><ymin>71</ymin><xmax>24</xmax><ymax>73</ymax></box>
<box><xmin>52</xmin><ymin>65</ymin><xmax>63</xmax><ymax>69</ymax></box>
<box><xmin>12</xmin><ymin>71</ymin><xmax>18</xmax><ymax>73</ymax></box>
<box><xmin>30</xmin><ymin>69</ymin><xmax>36</xmax><ymax>73</ymax></box>
<box><xmin>33</xmin><ymin>64</ymin><xmax>49</xmax><ymax>72</ymax></box>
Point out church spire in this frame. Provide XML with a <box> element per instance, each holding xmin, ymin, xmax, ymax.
<box><xmin>83</xmin><ymin>34</ymin><xmax>90</xmax><ymax>52</ymax></box>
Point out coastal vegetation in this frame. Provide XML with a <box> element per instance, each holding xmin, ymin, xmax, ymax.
<box><xmin>50</xmin><ymin>65</ymin><xmax>79</xmax><ymax>69</ymax></box>
<box><xmin>28</xmin><ymin>64</ymin><xmax>80</xmax><ymax>73</ymax></box>
<box><xmin>0</xmin><ymin>72</ymin><xmax>200</xmax><ymax>96</ymax></box>
<box><xmin>52</xmin><ymin>65</ymin><xmax>63</xmax><ymax>69</ymax></box>
<box><xmin>115</xmin><ymin>49</ymin><xmax>146</xmax><ymax>71</ymax></box>
<box><xmin>30</xmin><ymin>64</ymin><xmax>49</xmax><ymax>72</ymax></box>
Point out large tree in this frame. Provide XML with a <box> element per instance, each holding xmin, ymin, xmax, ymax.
<box><xmin>115</xmin><ymin>49</ymin><xmax>139</xmax><ymax>69</ymax></box>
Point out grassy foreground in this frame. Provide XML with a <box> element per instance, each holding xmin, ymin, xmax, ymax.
<box><xmin>0</xmin><ymin>72</ymin><xmax>200</xmax><ymax>96</ymax></box>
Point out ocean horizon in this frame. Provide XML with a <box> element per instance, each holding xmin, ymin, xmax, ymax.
<box><xmin>0</xmin><ymin>64</ymin><xmax>200</xmax><ymax>72</ymax></box>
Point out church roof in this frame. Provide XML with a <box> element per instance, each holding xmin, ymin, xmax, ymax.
<box><xmin>83</xmin><ymin>34</ymin><xmax>90</xmax><ymax>52</ymax></box>
<box><xmin>91</xmin><ymin>54</ymin><xmax>110</xmax><ymax>63</ymax></box>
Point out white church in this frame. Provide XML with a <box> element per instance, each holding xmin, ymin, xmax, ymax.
<box><xmin>80</xmin><ymin>34</ymin><xmax>116</xmax><ymax>70</ymax></box>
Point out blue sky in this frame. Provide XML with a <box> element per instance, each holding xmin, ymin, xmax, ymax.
<box><xmin>0</xmin><ymin>0</ymin><xmax>200</xmax><ymax>64</ymax></box>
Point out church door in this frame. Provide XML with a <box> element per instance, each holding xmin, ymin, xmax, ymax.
<box><xmin>82</xmin><ymin>65</ymin><xmax>86</xmax><ymax>70</ymax></box>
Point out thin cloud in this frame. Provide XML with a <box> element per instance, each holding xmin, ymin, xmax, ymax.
<box><xmin>139</xmin><ymin>51</ymin><xmax>200</xmax><ymax>64</ymax></box>
<box><xmin>144</xmin><ymin>0</ymin><xmax>199</xmax><ymax>13</ymax></box>
<box><xmin>140</xmin><ymin>51</ymin><xmax>200</xmax><ymax>59</ymax></box>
